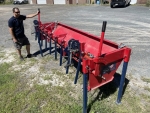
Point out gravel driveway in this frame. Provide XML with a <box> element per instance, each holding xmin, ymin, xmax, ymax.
<box><xmin>0</xmin><ymin>4</ymin><xmax>150</xmax><ymax>79</ymax></box>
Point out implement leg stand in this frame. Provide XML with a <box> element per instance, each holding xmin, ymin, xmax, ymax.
<box><xmin>49</xmin><ymin>38</ymin><xmax>52</xmax><ymax>54</ymax></box>
<box><xmin>116</xmin><ymin>61</ymin><xmax>128</xmax><ymax>104</ymax></box>
<box><xmin>74</xmin><ymin>58</ymin><xmax>82</xmax><ymax>84</ymax></box>
<box><xmin>55</xmin><ymin>40</ymin><xmax>57</xmax><ymax>60</ymax></box>
<box><xmin>45</xmin><ymin>38</ymin><xmax>47</xmax><ymax>50</ymax></box>
<box><xmin>83</xmin><ymin>73</ymin><xmax>88</xmax><ymax>113</ymax></box>
<box><xmin>60</xmin><ymin>46</ymin><xmax>63</xmax><ymax>66</ymax></box>
<box><xmin>66</xmin><ymin>50</ymin><xmax>70</xmax><ymax>74</ymax></box>
<box><xmin>38</xmin><ymin>30</ymin><xmax>43</xmax><ymax>57</ymax></box>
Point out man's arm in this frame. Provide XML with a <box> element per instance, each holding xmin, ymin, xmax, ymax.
<box><xmin>9</xmin><ymin>27</ymin><xmax>17</xmax><ymax>43</ymax></box>
<box><xmin>26</xmin><ymin>11</ymin><xmax>39</xmax><ymax>18</ymax></box>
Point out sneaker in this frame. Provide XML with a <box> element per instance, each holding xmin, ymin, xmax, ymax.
<box><xmin>27</xmin><ymin>54</ymin><xmax>36</xmax><ymax>58</ymax></box>
<box><xmin>20</xmin><ymin>56</ymin><xmax>24</xmax><ymax>61</ymax></box>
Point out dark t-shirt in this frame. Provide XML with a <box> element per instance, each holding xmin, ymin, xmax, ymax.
<box><xmin>8</xmin><ymin>15</ymin><xmax>26</xmax><ymax>39</ymax></box>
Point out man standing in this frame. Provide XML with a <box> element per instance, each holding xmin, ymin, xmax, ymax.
<box><xmin>8</xmin><ymin>7</ymin><xmax>39</xmax><ymax>61</ymax></box>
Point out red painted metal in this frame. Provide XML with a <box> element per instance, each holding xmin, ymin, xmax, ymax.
<box><xmin>38</xmin><ymin>21</ymin><xmax>131</xmax><ymax>91</ymax></box>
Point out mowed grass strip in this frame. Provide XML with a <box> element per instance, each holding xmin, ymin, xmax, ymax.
<box><xmin>0</xmin><ymin>57</ymin><xmax>150</xmax><ymax>113</ymax></box>
<box><xmin>0</xmin><ymin>62</ymin><xmax>83</xmax><ymax>113</ymax></box>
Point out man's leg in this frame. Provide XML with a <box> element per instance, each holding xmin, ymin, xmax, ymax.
<box><xmin>17</xmin><ymin>49</ymin><xmax>22</xmax><ymax>57</ymax></box>
<box><xmin>26</xmin><ymin>45</ymin><xmax>30</xmax><ymax>55</ymax></box>
<box><xmin>24</xmin><ymin>36</ymin><xmax>35</xmax><ymax>58</ymax></box>
<box><xmin>14</xmin><ymin>41</ymin><xmax>24</xmax><ymax>60</ymax></box>
<box><xmin>26</xmin><ymin>44</ymin><xmax>35</xmax><ymax>58</ymax></box>
<box><xmin>17</xmin><ymin>49</ymin><xmax>24</xmax><ymax>60</ymax></box>
<box><xmin>23</xmin><ymin>37</ymin><xmax>32</xmax><ymax>58</ymax></box>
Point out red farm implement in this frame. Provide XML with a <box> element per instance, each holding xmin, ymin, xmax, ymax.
<box><xmin>34</xmin><ymin>9</ymin><xmax>131</xmax><ymax>113</ymax></box>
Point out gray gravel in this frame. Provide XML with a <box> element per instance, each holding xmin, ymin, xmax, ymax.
<box><xmin>0</xmin><ymin>4</ymin><xmax>150</xmax><ymax>79</ymax></box>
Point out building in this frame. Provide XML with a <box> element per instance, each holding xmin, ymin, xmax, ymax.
<box><xmin>29</xmin><ymin>0</ymin><xmax>147</xmax><ymax>5</ymax></box>
<box><xmin>30</xmin><ymin>0</ymin><xmax>86</xmax><ymax>4</ymax></box>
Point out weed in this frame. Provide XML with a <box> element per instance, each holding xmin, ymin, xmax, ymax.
<box><xmin>0</xmin><ymin>52</ymin><xmax>5</xmax><ymax>58</ymax></box>
<box><xmin>144</xmin><ymin>86</ymin><xmax>150</xmax><ymax>92</ymax></box>
<box><xmin>43</xmin><ymin>74</ymin><xmax>53</xmax><ymax>80</ymax></box>
<box><xmin>146</xmin><ymin>0</ymin><xmax>150</xmax><ymax>7</ymax></box>
<box><xmin>141</xmin><ymin>76</ymin><xmax>150</xmax><ymax>83</ymax></box>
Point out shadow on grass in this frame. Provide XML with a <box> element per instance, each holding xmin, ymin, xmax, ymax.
<box><xmin>87</xmin><ymin>73</ymin><xmax>129</xmax><ymax>113</ymax></box>
<box><xmin>33</xmin><ymin>47</ymin><xmax>55</xmax><ymax>56</ymax></box>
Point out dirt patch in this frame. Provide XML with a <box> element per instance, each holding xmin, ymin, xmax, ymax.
<box><xmin>0</xmin><ymin>48</ymin><xmax>16</xmax><ymax>64</ymax></box>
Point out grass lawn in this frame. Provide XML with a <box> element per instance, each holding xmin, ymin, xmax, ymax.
<box><xmin>0</xmin><ymin>51</ymin><xmax>150</xmax><ymax>113</ymax></box>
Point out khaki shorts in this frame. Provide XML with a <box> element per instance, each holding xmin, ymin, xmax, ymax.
<box><xmin>13</xmin><ymin>36</ymin><xmax>30</xmax><ymax>50</ymax></box>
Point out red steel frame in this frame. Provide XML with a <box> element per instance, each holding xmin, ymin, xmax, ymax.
<box><xmin>37</xmin><ymin>21</ymin><xmax>131</xmax><ymax>90</ymax></box>
<box><xmin>36</xmin><ymin>11</ymin><xmax>131</xmax><ymax>113</ymax></box>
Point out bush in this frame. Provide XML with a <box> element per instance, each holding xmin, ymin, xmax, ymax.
<box><xmin>146</xmin><ymin>0</ymin><xmax>150</xmax><ymax>7</ymax></box>
<box><xmin>0</xmin><ymin>0</ymin><xmax>5</xmax><ymax>4</ymax></box>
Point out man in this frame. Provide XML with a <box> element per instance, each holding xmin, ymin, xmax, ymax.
<box><xmin>8</xmin><ymin>7</ymin><xmax>39</xmax><ymax>61</ymax></box>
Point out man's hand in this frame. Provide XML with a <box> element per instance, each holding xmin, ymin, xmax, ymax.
<box><xmin>9</xmin><ymin>27</ymin><xmax>17</xmax><ymax>43</ymax></box>
<box><xmin>36</xmin><ymin>11</ymin><xmax>39</xmax><ymax>16</ymax></box>
<box><xmin>26</xmin><ymin>9</ymin><xmax>40</xmax><ymax>18</ymax></box>
<box><xmin>37</xmin><ymin>8</ymin><xmax>40</xmax><ymax>14</ymax></box>
<box><xmin>12</xmin><ymin>38</ymin><xmax>17</xmax><ymax>43</ymax></box>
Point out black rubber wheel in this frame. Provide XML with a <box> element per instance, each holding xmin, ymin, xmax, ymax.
<box><xmin>110</xmin><ymin>4</ymin><xmax>114</xmax><ymax>8</ymax></box>
<box><xmin>123</xmin><ymin>3</ymin><xmax>126</xmax><ymax>8</ymax></box>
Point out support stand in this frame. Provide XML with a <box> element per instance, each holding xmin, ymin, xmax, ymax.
<box><xmin>55</xmin><ymin>39</ymin><xmax>57</xmax><ymax>60</ymax></box>
<box><xmin>74</xmin><ymin>57</ymin><xmax>82</xmax><ymax>84</ymax></box>
<box><xmin>45</xmin><ymin>38</ymin><xmax>47</xmax><ymax>50</ymax></box>
<box><xmin>49</xmin><ymin>38</ymin><xmax>51</xmax><ymax>54</ymax></box>
<box><xmin>66</xmin><ymin>50</ymin><xmax>71</xmax><ymax>74</ymax></box>
<box><xmin>83</xmin><ymin>73</ymin><xmax>88</xmax><ymax>113</ymax></box>
<box><xmin>116</xmin><ymin>61</ymin><xmax>128</xmax><ymax>104</ymax></box>
<box><xmin>38</xmin><ymin>30</ymin><xmax>43</xmax><ymax>57</ymax></box>
<box><xmin>60</xmin><ymin>45</ymin><xmax>63</xmax><ymax>66</ymax></box>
